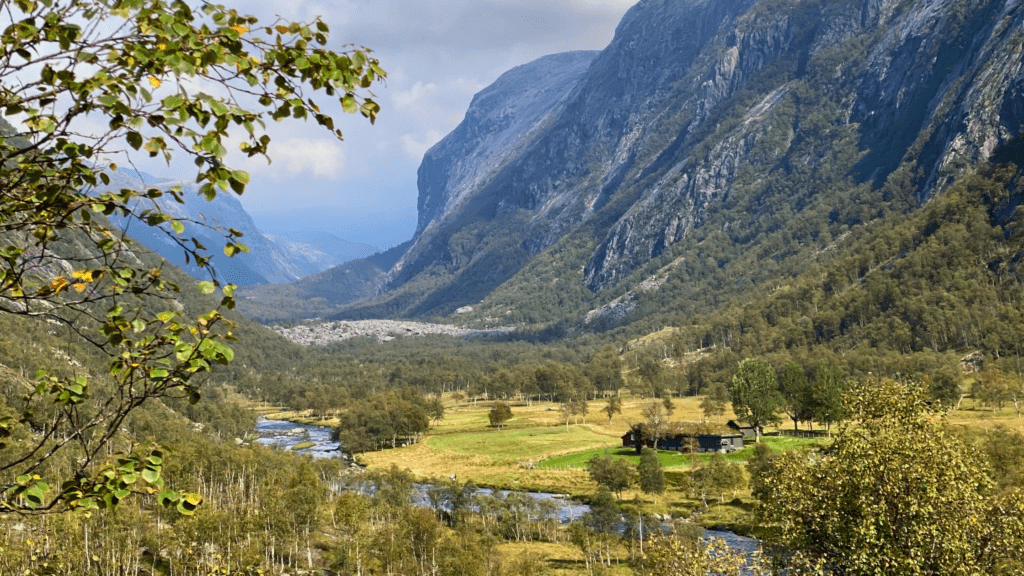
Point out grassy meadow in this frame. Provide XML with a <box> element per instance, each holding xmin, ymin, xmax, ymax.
<box><xmin>354</xmin><ymin>392</ymin><xmax>832</xmax><ymax>536</ymax></box>
<box><xmin>256</xmin><ymin>388</ymin><xmax>1024</xmax><ymax>537</ymax></box>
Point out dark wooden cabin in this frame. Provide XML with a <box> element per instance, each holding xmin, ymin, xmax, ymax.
<box><xmin>622</xmin><ymin>423</ymin><xmax>744</xmax><ymax>453</ymax></box>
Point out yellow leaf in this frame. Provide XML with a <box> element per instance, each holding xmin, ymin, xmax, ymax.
<box><xmin>157</xmin><ymin>43</ymin><xmax>166</xmax><ymax>51</ymax></box>
<box><xmin>148</xmin><ymin>76</ymin><xmax>161</xmax><ymax>88</ymax></box>
<box><xmin>230</xmin><ymin>25</ymin><xmax>248</xmax><ymax>34</ymax></box>
<box><xmin>72</xmin><ymin>270</ymin><xmax>95</xmax><ymax>282</ymax></box>
<box><xmin>275</xmin><ymin>25</ymin><xmax>289</xmax><ymax>34</ymax></box>
<box><xmin>73</xmin><ymin>283</ymin><xmax>86</xmax><ymax>293</ymax></box>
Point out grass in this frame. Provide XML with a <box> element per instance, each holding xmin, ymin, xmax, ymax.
<box><xmin>258</xmin><ymin>389</ymin><xmax>1019</xmax><ymax>541</ymax></box>
<box><xmin>945</xmin><ymin>398</ymin><xmax>1024</xmax><ymax>432</ymax></box>
<box><xmin>426</xmin><ymin>426</ymin><xmax>613</xmax><ymax>462</ymax></box>
<box><xmin>497</xmin><ymin>541</ymin><xmax>635</xmax><ymax>576</ymax></box>
<box><xmin>538</xmin><ymin>435</ymin><xmax>829</xmax><ymax>470</ymax></box>
<box><xmin>356</xmin><ymin>393</ymin><xmax>834</xmax><ymax>494</ymax></box>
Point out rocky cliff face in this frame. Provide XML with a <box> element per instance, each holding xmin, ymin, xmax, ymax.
<box><xmin>392</xmin><ymin>51</ymin><xmax>599</xmax><ymax>285</ymax></box>
<box><xmin>374</xmin><ymin>0</ymin><xmax>1024</xmax><ymax>318</ymax></box>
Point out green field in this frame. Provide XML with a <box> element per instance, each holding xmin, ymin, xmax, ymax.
<box><xmin>538</xmin><ymin>435</ymin><xmax>829</xmax><ymax>470</ymax></box>
<box><xmin>425</xmin><ymin>425</ymin><xmax>614</xmax><ymax>463</ymax></box>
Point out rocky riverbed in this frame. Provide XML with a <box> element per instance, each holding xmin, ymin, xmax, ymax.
<box><xmin>273</xmin><ymin>319</ymin><xmax>514</xmax><ymax>345</ymax></box>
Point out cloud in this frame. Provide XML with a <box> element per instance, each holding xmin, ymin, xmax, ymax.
<box><xmin>269</xmin><ymin>137</ymin><xmax>346</xmax><ymax>179</ymax></box>
<box><xmin>394</xmin><ymin>81</ymin><xmax>438</xmax><ymax>111</ymax></box>
<box><xmin>401</xmin><ymin>130</ymin><xmax>445</xmax><ymax>162</ymax></box>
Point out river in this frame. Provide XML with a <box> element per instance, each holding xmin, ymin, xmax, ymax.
<box><xmin>253</xmin><ymin>417</ymin><xmax>759</xmax><ymax>552</ymax></box>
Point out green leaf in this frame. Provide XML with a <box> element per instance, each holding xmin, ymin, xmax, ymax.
<box><xmin>171</xmin><ymin>220</ymin><xmax>185</xmax><ymax>234</ymax></box>
<box><xmin>162</xmin><ymin>95</ymin><xmax>184</xmax><ymax>109</ymax></box>
<box><xmin>126</xmin><ymin>131</ymin><xmax>143</xmax><ymax>150</ymax></box>
<box><xmin>197</xmin><ymin>281</ymin><xmax>215</xmax><ymax>294</ymax></box>
<box><xmin>157</xmin><ymin>489</ymin><xmax>179</xmax><ymax>507</ymax></box>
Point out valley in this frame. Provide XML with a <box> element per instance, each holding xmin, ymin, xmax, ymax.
<box><xmin>2</xmin><ymin>0</ymin><xmax>1024</xmax><ymax>574</ymax></box>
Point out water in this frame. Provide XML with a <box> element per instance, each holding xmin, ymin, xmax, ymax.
<box><xmin>254</xmin><ymin>418</ymin><xmax>759</xmax><ymax>548</ymax></box>
<box><xmin>254</xmin><ymin>417</ymin><xmax>341</xmax><ymax>458</ymax></box>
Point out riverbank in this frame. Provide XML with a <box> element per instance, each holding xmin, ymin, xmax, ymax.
<box><xmin>250</xmin><ymin>395</ymin><xmax>803</xmax><ymax>538</ymax></box>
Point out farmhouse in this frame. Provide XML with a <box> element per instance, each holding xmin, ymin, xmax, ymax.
<box><xmin>622</xmin><ymin>423</ymin><xmax>744</xmax><ymax>454</ymax></box>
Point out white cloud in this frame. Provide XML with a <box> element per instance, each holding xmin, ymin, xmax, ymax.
<box><xmin>394</xmin><ymin>81</ymin><xmax>438</xmax><ymax>111</ymax></box>
<box><xmin>270</xmin><ymin>137</ymin><xmax>347</xmax><ymax>178</ymax></box>
<box><xmin>401</xmin><ymin>130</ymin><xmax>445</xmax><ymax>162</ymax></box>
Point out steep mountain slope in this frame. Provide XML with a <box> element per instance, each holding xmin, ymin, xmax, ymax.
<box><xmin>234</xmin><ymin>241</ymin><xmax>410</xmax><ymax>323</ymax></box>
<box><xmin>342</xmin><ymin>0</ymin><xmax>1024</xmax><ymax>323</ymax></box>
<box><xmin>101</xmin><ymin>169</ymin><xmax>349</xmax><ymax>285</ymax></box>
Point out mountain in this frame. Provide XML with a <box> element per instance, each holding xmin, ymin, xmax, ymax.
<box><xmin>233</xmin><ymin>241</ymin><xmax>411</xmax><ymax>323</ymax></box>
<box><xmin>268</xmin><ymin>232</ymin><xmax>377</xmax><ymax>268</ymax></box>
<box><xmin>336</xmin><ymin>0</ymin><xmax>1024</xmax><ymax>325</ymax></box>
<box><xmin>100</xmin><ymin>170</ymin><xmax>359</xmax><ymax>285</ymax></box>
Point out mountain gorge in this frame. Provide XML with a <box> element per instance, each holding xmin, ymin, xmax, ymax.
<box><xmin>101</xmin><ymin>169</ymin><xmax>372</xmax><ymax>286</ymax></box>
<box><xmin>330</xmin><ymin>0</ymin><xmax>1024</xmax><ymax>327</ymax></box>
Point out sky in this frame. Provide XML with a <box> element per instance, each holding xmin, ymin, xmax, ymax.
<box><xmin>181</xmin><ymin>0</ymin><xmax>637</xmax><ymax>249</ymax></box>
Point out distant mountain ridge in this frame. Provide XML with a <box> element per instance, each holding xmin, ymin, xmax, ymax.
<box><xmin>99</xmin><ymin>169</ymin><xmax>368</xmax><ymax>286</ymax></box>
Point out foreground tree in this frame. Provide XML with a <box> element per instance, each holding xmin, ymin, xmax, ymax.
<box><xmin>587</xmin><ymin>454</ymin><xmax>635</xmax><ymax>499</ymax></box>
<box><xmin>0</xmin><ymin>0</ymin><xmax>383</xmax><ymax>514</ymax></box>
<box><xmin>641</xmin><ymin>401</ymin><xmax>667</xmax><ymax>448</ymax></box>
<box><xmin>700</xmin><ymin>381</ymin><xmax>728</xmax><ymax>422</ymax></box>
<box><xmin>691</xmin><ymin>453</ymin><xmax>745</xmax><ymax>508</ymax></box>
<box><xmin>488</xmin><ymin>401</ymin><xmax>513</xmax><ymax>429</ymax></box>
<box><xmin>602</xmin><ymin>394</ymin><xmax>622</xmax><ymax>424</ymax></box>
<box><xmin>757</xmin><ymin>379</ymin><xmax>1024</xmax><ymax>575</ymax></box>
<box><xmin>637</xmin><ymin>447</ymin><xmax>665</xmax><ymax>503</ymax></box>
<box><xmin>811</xmin><ymin>362</ymin><xmax>847</xmax><ymax>435</ymax></box>
<box><xmin>777</xmin><ymin>360</ymin><xmax>812</xmax><ymax>430</ymax></box>
<box><xmin>730</xmin><ymin>358</ymin><xmax>782</xmax><ymax>442</ymax></box>
<box><xmin>643</xmin><ymin>530</ymin><xmax>767</xmax><ymax>576</ymax></box>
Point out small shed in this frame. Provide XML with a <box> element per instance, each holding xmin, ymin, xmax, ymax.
<box><xmin>727</xmin><ymin>420</ymin><xmax>760</xmax><ymax>438</ymax></box>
